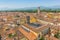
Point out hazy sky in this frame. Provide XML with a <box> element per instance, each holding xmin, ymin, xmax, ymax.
<box><xmin>0</xmin><ymin>0</ymin><xmax>60</xmax><ymax>9</ymax></box>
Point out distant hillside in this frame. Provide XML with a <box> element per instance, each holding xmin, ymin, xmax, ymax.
<box><xmin>0</xmin><ymin>6</ymin><xmax>60</xmax><ymax>12</ymax></box>
<box><xmin>18</xmin><ymin>5</ymin><xmax>60</xmax><ymax>10</ymax></box>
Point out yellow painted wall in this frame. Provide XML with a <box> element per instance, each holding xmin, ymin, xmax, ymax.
<box><xmin>30</xmin><ymin>16</ymin><xmax>37</xmax><ymax>23</ymax></box>
<box><xmin>20</xmin><ymin>18</ymin><xmax>26</xmax><ymax>24</ymax></box>
<box><xmin>47</xmin><ymin>13</ymin><xmax>53</xmax><ymax>18</ymax></box>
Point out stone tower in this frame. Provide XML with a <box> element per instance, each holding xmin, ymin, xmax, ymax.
<box><xmin>37</xmin><ymin>7</ymin><xmax>40</xmax><ymax>15</ymax></box>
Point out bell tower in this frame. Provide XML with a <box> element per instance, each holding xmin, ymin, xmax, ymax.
<box><xmin>37</xmin><ymin>7</ymin><xmax>40</xmax><ymax>15</ymax></box>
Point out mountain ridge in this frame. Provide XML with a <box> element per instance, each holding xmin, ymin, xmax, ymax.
<box><xmin>0</xmin><ymin>6</ymin><xmax>60</xmax><ymax>10</ymax></box>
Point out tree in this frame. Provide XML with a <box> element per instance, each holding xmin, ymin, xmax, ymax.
<box><xmin>8</xmin><ymin>33</ymin><xmax>17</xmax><ymax>38</ymax></box>
<box><xmin>54</xmin><ymin>32</ymin><xmax>60</xmax><ymax>39</ymax></box>
<box><xmin>0</xmin><ymin>35</ymin><xmax>2</xmax><ymax>40</ymax></box>
<box><xmin>39</xmin><ymin>36</ymin><xmax>45</xmax><ymax>40</ymax></box>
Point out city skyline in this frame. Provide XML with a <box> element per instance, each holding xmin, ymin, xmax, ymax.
<box><xmin>0</xmin><ymin>0</ymin><xmax>60</xmax><ymax>9</ymax></box>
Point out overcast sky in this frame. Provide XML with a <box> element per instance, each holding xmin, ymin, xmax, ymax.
<box><xmin>0</xmin><ymin>0</ymin><xmax>60</xmax><ymax>9</ymax></box>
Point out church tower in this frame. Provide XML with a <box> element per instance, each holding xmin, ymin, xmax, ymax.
<box><xmin>37</xmin><ymin>7</ymin><xmax>40</xmax><ymax>15</ymax></box>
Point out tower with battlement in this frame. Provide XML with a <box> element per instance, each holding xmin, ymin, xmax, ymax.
<box><xmin>37</xmin><ymin>7</ymin><xmax>40</xmax><ymax>15</ymax></box>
